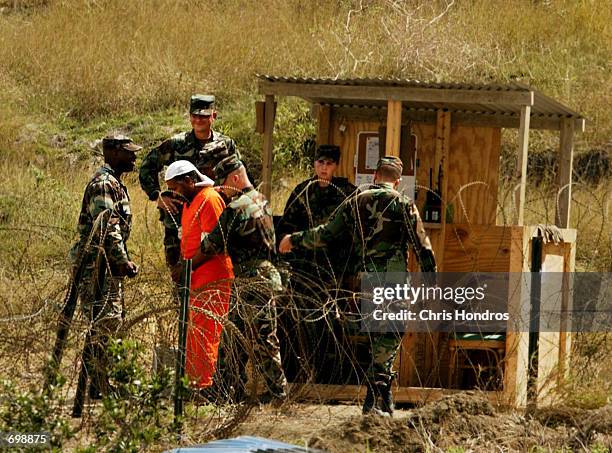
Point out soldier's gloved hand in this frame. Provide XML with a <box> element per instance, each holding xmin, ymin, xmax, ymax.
<box><xmin>278</xmin><ymin>235</ymin><xmax>293</xmax><ymax>254</ymax></box>
<box><xmin>156</xmin><ymin>194</ymin><xmax>181</xmax><ymax>215</ymax></box>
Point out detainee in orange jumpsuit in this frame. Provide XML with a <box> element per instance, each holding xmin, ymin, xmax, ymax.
<box><xmin>165</xmin><ymin>161</ymin><xmax>233</xmax><ymax>388</ymax></box>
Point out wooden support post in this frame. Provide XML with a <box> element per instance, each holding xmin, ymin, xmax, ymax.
<box><xmin>255</xmin><ymin>101</ymin><xmax>265</xmax><ymax>134</ymax></box>
<box><xmin>429</xmin><ymin>112</ymin><xmax>452</xmax><ymax>385</ymax></box>
<box><xmin>502</xmin><ymin>229</ymin><xmax>532</xmax><ymax>407</ymax></box>
<box><xmin>435</xmin><ymin>110</ymin><xmax>451</xmax><ymax>271</ymax></box>
<box><xmin>385</xmin><ymin>100</ymin><xmax>402</xmax><ymax>157</ymax></box>
<box><xmin>555</xmin><ymin>119</ymin><xmax>574</xmax><ymax>228</ymax></box>
<box><xmin>558</xmin><ymin>232</ymin><xmax>576</xmax><ymax>386</ymax></box>
<box><xmin>261</xmin><ymin>95</ymin><xmax>276</xmax><ymax>200</ymax></box>
<box><xmin>514</xmin><ymin>106</ymin><xmax>531</xmax><ymax>225</ymax></box>
<box><xmin>316</xmin><ymin>104</ymin><xmax>331</xmax><ymax>146</ymax></box>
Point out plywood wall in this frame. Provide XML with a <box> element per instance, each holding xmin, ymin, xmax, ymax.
<box><xmin>329</xmin><ymin>112</ymin><xmax>502</xmax><ymax>227</ymax></box>
<box><xmin>447</xmin><ymin>126</ymin><xmax>502</xmax><ymax>225</ymax></box>
<box><xmin>329</xmin><ymin>115</ymin><xmax>381</xmax><ymax>182</ymax></box>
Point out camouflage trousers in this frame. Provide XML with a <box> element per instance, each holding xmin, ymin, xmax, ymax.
<box><xmin>219</xmin><ymin>277</ymin><xmax>287</xmax><ymax>399</ymax></box>
<box><xmin>343</xmin><ymin>313</ymin><xmax>402</xmax><ymax>384</ymax></box>
<box><xmin>77</xmin><ymin>265</ymin><xmax>123</xmax><ymax>395</ymax></box>
<box><xmin>159</xmin><ymin>208</ymin><xmax>182</xmax><ymax>267</ymax></box>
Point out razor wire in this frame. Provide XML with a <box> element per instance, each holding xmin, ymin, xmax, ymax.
<box><xmin>0</xmin><ymin>179</ymin><xmax>610</xmax><ymax>442</ymax></box>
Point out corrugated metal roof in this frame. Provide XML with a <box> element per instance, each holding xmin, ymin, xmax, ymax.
<box><xmin>258</xmin><ymin>75</ymin><xmax>529</xmax><ymax>91</ymax></box>
<box><xmin>257</xmin><ymin>75</ymin><xmax>585</xmax><ymax>131</ymax></box>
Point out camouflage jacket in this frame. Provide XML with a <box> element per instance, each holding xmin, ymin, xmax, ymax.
<box><xmin>279</xmin><ymin>176</ymin><xmax>357</xmax><ymax>235</ymax></box>
<box><xmin>291</xmin><ymin>182</ymin><xmax>436</xmax><ymax>274</ymax></box>
<box><xmin>200</xmin><ymin>187</ymin><xmax>281</xmax><ymax>288</ymax></box>
<box><xmin>139</xmin><ymin>129</ymin><xmax>235</xmax><ymax>200</ymax></box>
<box><xmin>70</xmin><ymin>164</ymin><xmax>131</xmax><ymax>269</ymax></box>
<box><xmin>278</xmin><ymin>176</ymin><xmax>356</xmax><ymax>281</ymax></box>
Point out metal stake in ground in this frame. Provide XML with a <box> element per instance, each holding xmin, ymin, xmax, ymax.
<box><xmin>174</xmin><ymin>258</ymin><xmax>192</xmax><ymax>429</ymax></box>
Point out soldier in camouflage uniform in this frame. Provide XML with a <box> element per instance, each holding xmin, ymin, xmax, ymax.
<box><xmin>278</xmin><ymin>144</ymin><xmax>356</xmax><ymax>285</ymax></box>
<box><xmin>138</xmin><ymin>95</ymin><xmax>237</xmax><ymax>273</ymax></box>
<box><xmin>279</xmin><ymin>156</ymin><xmax>436</xmax><ymax>416</ymax></box>
<box><xmin>277</xmin><ymin>144</ymin><xmax>356</xmax><ymax>382</ymax></box>
<box><xmin>69</xmin><ymin>135</ymin><xmax>141</xmax><ymax>399</ymax></box>
<box><xmin>191</xmin><ymin>154</ymin><xmax>287</xmax><ymax>402</ymax></box>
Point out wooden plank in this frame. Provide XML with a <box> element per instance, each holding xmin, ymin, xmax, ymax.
<box><xmin>514</xmin><ymin>105</ymin><xmax>531</xmax><ymax>225</ymax></box>
<box><xmin>316</xmin><ymin>104</ymin><xmax>331</xmax><ymax>146</ymax></box>
<box><xmin>255</xmin><ymin>101</ymin><xmax>265</xmax><ymax>134</ymax></box>
<box><xmin>502</xmin><ymin>227</ymin><xmax>531</xmax><ymax>407</ymax></box>
<box><xmin>537</xmin><ymin>244</ymin><xmax>567</xmax><ymax>405</ymax></box>
<box><xmin>422</xmin><ymin>110</ymin><xmax>452</xmax><ymax>388</ymax></box>
<box><xmin>558</xmin><ymin>236</ymin><xmax>576</xmax><ymax>385</ymax></box>
<box><xmin>258</xmin><ymin>80</ymin><xmax>535</xmax><ymax>106</ymax></box>
<box><xmin>446</xmin><ymin>126</ymin><xmax>501</xmax><ymax>226</ymax></box>
<box><xmin>385</xmin><ymin>100</ymin><xmax>402</xmax><ymax>157</ymax></box>
<box><xmin>412</xmin><ymin>121</ymin><xmax>436</xmax><ymax>211</ymax></box>
<box><xmin>261</xmin><ymin>95</ymin><xmax>276</xmax><ymax>200</ymax></box>
<box><xmin>289</xmin><ymin>383</ymin><xmax>506</xmax><ymax>405</ymax></box>
<box><xmin>555</xmin><ymin>118</ymin><xmax>575</xmax><ymax>228</ymax></box>
<box><xmin>433</xmin><ymin>114</ymin><xmax>442</xmax><ymax>187</ymax></box>
<box><xmin>331</xmin><ymin>106</ymin><xmax>584</xmax><ymax>131</ymax></box>
<box><xmin>436</xmin><ymin>110</ymin><xmax>451</xmax><ymax>269</ymax></box>
<box><xmin>398</xmin><ymin>332</ymin><xmax>417</xmax><ymax>386</ymax></box>
<box><xmin>453</xmin><ymin>112</ymin><xmax>584</xmax><ymax>132</ymax></box>
<box><xmin>443</xmin><ymin>224</ymin><xmax>520</xmax><ymax>272</ymax></box>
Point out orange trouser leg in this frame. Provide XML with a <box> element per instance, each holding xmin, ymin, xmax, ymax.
<box><xmin>185</xmin><ymin>280</ymin><xmax>231</xmax><ymax>388</ymax></box>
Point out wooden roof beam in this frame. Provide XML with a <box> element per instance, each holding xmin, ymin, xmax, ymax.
<box><xmin>330</xmin><ymin>106</ymin><xmax>584</xmax><ymax>131</ymax></box>
<box><xmin>450</xmin><ymin>113</ymin><xmax>585</xmax><ymax>132</ymax></box>
<box><xmin>258</xmin><ymin>80</ymin><xmax>534</xmax><ymax>106</ymax></box>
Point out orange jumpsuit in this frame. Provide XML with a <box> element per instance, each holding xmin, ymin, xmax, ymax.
<box><xmin>180</xmin><ymin>187</ymin><xmax>233</xmax><ymax>388</ymax></box>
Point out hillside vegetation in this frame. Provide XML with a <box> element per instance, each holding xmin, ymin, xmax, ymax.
<box><xmin>0</xmin><ymin>0</ymin><xmax>610</xmax><ymax>144</ymax></box>
<box><xmin>0</xmin><ymin>1</ymin><xmax>610</xmax><ymax>450</ymax></box>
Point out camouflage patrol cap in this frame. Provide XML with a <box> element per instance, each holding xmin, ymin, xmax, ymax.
<box><xmin>315</xmin><ymin>144</ymin><xmax>340</xmax><ymax>163</ymax></box>
<box><xmin>190</xmin><ymin>94</ymin><xmax>215</xmax><ymax>115</ymax></box>
<box><xmin>102</xmin><ymin>134</ymin><xmax>142</xmax><ymax>152</ymax></box>
<box><xmin>376</xmin><ymin>155</ymin><xmax>403</xmax><ymax>179</ymax></box>
<box><xmin>199</xmin><ymin>140</ymin><xmax>239</xmax><ymax>169</ymax></box>
<box><xmin>213</xmin><ymin>154</ymin><xmax>244</xmax><ymax>185</ymax></box>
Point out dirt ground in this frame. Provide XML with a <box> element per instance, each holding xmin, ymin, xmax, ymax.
<box><xmin>230</xmin><ymin>393</ymin><xmax>612</xmax><ymax>452</ymax></box>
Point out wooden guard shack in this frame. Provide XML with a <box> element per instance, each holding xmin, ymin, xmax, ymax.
<box><xmin>256</xmin><ymin>76</ymin><xmax>585</xmax><ymax>407</ymax></box>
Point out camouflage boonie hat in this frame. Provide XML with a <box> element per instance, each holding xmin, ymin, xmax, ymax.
<box><xmin>190</xmin><ymin>94</ymin><xmax>215</xmax><ymax>115</ymax></box>
<box><xmin>102</xmin><ymin>134</ymin><xmax>142</xmax><ymax>152</ymax></box>
<box><xmin>213</xmin><ymin>154</ymin><xmax>244</xmax><ymax>185</ymax></box>
<box><xmin>199</xmin><ymin>140</ymin><xmax>239</xmax><ymax>169</ymax></box>
<box><xmin>376</xmin><ymin>156</ymin><xmax>403</xmax><ymax>179</ymax></box>
<box><xmin>315</xmin><ymin>144</ymin><xmax>340</xmax><ymax>163</ymax></box>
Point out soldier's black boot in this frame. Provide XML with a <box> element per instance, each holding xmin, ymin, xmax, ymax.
<box><xmin>362</xmin><ymin>382</ymin><xmax>378</xmax><ymax>415</ymax></box>
<box><xmin>377</xmin><ymin>375</ymin><xmax>394</xmax><ymax>417</ymax></box>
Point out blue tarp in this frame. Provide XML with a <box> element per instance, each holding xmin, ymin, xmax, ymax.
<box><xmin>165</xmin><ymin>435</ymin><xmax>324</xmax><ymax>452</ymax></box>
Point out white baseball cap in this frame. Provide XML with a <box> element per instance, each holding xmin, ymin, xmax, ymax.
<box><xmin>164</xmin><ymin>160</ymin><xmax>214</xmax><ymax>187</ymax></box>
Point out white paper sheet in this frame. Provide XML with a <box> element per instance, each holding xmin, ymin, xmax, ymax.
<box><xmin>365</xmin><ymin>136</ymin><xmax>380</xmax><ymax>170</ymax></box>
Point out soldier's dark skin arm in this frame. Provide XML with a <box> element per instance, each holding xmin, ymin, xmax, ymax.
<box><xmin>86</xmin><ymin>179</ymin><xmax>138</xmax><ymax>277</ymax></box>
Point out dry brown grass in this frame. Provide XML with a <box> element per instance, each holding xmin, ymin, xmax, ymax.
<box><xmin>0</xmin><ymin>1</ymin><xmax>610</xmax><ymax>449</ymax></box>
<box><xmin>0</xmin><ymin>0</ymin><xmax>609</xmax><ymax>151</ymax></box>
